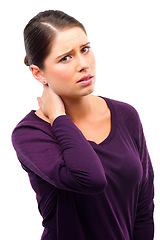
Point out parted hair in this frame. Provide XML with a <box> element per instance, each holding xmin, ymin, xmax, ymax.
<box><xmin>23</xmin><ymin>10</ymin><xmax>86</xmax><ymax>69</ymax></box>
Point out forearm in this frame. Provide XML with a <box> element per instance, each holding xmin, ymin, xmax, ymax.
<box><xmin>12</xmin><ymin>113</ymin><xmax>107</xmax><ymax>194</ymax></box>
<box><xmin>52</xmin><ymin>115</ymin><xmax>107</xmax><ymax>193</ymax></box>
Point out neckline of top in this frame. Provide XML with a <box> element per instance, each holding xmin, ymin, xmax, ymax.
<box><xmin>30</xmin><ymin>96</ymin><xmax>116</xmax><ymax>146</ymax></box>
<box><xmin>87</xmin><ymin>96</ymin><xmax>116</xmax><ymax>146</ymax></box>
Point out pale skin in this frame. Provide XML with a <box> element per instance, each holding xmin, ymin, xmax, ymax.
<box><xmin>30</xmin><ymin>27</ymin><xmax>111</xmax><ymax>144</ymax></box>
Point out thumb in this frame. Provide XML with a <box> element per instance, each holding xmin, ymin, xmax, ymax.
<box><xmin>37</xmin><ymin>97</ymin><xmax>42</xmax><ymax>108</ymax></box>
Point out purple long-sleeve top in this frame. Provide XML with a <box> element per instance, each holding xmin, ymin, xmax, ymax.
<box><xmin>12</xmin><ymin>97</ymin><xmax>154</xmax><ymax>240</ymax></box>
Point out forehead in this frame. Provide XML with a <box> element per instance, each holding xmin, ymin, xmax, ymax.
<box><xmin>51</xmin><ymin>27</ymin><xmax>88</xmax><ymax>55</ymax></box>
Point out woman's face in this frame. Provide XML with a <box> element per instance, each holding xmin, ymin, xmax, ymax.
<box><xmin>42</xmin><ymin>27</ymin><xmax>96</xmax><ymax>98</ymax></box>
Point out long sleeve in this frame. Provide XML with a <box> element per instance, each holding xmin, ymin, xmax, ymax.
<box><xmin>11</xmin><ymin>98</ymin><xmax>155</xmax><ymax>240</ymax></box>
<box><xmin>12</xmin><ymin>114</ymin><xmax>107</xmax><ymax>194</ymax></box>
<box><xmin>133</xmin><ymin>116</ymin><xmax>154</xmax><ymax>239</ymax></box>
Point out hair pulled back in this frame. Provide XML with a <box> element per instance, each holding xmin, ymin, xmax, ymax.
<box><xmin>24</xmin><ymin>10</ymin><xmax>86</xmax><ymax>69</ymax></box>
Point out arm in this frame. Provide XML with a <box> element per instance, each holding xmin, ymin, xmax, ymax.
<box><xmin>133</xmin><ymin>117</ymin><xmax>154</xmax><ymax>239</ymax></box>
<box><xmin>12</xmin><ymin>86</ymin><xmax>107</xmax><ymax>194</ymax></box>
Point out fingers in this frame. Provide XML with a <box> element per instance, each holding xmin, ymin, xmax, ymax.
<box><xmin>37</xmin><ymin>97</ymin><xmax>42</xmax><ymax>108</ymax></box>
<box><xmin>43</xmin><ymin>83</ymin><xmax>58</xmax><ymax>95</ymax></box>
<box><xmin>43</xmin><ymin>84</ymin><xmax>48</xmax><ymax>90</ymax></box>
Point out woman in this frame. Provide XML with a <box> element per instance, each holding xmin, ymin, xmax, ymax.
<box><xmin>12</xmin><ymin>10</ymin><xmax>154</xmax><ymax>240</ymax></box>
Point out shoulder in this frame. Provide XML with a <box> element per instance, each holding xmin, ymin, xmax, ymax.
<box><xmin>104</xmin><ymin>97</ymin><xmax>140</xmax><ymax>124</ymax></box>
<box><xmin>12</xmin><ymin>111</ymin><xmax>55</xmax><ymax>147</ymax></box>
<box><xmin>12</xmin><ymin>110</ymin><xmax>52</xmax><ymax>131</ymax></box>
<box><xmin>101</xmin><ymin>97</ymin><xmax>142</xmax><ymax>141</ymax></box>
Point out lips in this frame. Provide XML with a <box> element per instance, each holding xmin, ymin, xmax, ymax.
<box><xmin>77</xmin><ymin>74</ymin><xmax>93</xmax><ymax>83</ymax></box>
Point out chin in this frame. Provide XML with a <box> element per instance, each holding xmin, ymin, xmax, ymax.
<box><xmin>57</xmin><ymin>84</ymin><xmax>95</xmax><ymax>99</ymax></box>
<box><xmin>82</xmin><ymin>89</ymin><xmax>94</xmax><ymax>96</ymax></box>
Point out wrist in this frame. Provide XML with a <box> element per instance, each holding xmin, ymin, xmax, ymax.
<box><xmin>49</xmin><ymin>113</ymin><xmax>66</xmax><ymax>126</ymax></box>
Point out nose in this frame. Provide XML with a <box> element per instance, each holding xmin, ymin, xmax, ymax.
<box><xmin>76</xmin><ymin>55</ymin><xmax>89</xmax><ymax>72</ymax></box>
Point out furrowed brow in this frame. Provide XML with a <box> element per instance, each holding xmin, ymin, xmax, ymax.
<box><xmin>80</xmin><ymin>42</ymin><xmax>90</xmax><ymax>48</ymax></box>
<box><xmin>56</xmin><ymin>42</ymin><xmax>90</xmax><ymax>60</ymax></box>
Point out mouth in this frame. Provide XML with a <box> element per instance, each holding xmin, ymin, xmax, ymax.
<box><xmin>77</xmin><ymin>74</ymin><xmax>94</xmax><ymax>83</ymax></box>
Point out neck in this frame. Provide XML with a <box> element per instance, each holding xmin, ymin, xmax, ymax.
<box><xmin>61</xmin><ymin>94</ymin><xmax>95</xmax><ymax>123</ymax></box>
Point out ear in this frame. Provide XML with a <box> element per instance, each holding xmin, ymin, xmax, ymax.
<box><xmin>30</xmin><ymin>65</ymin><xmax>47</xmax><ymax>85</ymax></box>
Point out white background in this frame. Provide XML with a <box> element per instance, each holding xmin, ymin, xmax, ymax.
<box><xmin>1</xmin><ymin>0</ymin><xmax>159</xmax><ymax>239</ymax></box>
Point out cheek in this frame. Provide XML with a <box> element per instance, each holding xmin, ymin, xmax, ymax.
<box><xmin>90</xmin><ymin>52</ymin><xmax>96</xmax><ymax>69</ymax></box>
<box><xmin>47</xmin><ymin>65</ymin><xmax>73</xmax><ymax>93</ymax></box>
<box><xmin>51</xmin><ymin>65</ymin><xmax>73</xmax><ymax>81</ymax></box>
<box><xmin>46</xmin><ymin>66</ymin><xmax>71</xmax><ymax>88</ymax></box>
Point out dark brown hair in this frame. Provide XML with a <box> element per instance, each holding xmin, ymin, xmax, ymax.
<box><xmin>24</xmin><ymin>10</ymin><xmax>87</xmax><ymax>69</ymax></box>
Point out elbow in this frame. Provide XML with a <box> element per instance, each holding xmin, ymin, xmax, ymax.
<box><xmin>62</xmin><ymin>168</ymin><xmax>107</xmax><ymax>194</ymax></box>
<box><xmin>89</xmin><ymin>173</ymin><xmax>107</xmax><ymax>194</ymax></box>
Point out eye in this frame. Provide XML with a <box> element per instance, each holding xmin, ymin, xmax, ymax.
<box><xmin>81</xmin><ymin>46</ymin><xmax>91</xmax><ymax>54</ymax></box>
<box><xmin>60</xmin><ymin>55</ymin><xmax>72</xmax><ymax>63</ymax></box>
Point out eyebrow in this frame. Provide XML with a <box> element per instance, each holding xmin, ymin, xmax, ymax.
<box><xmin>56</xmin><ymin>42</ymin><xmax>90</xmax><ymax>60</ymax></box>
